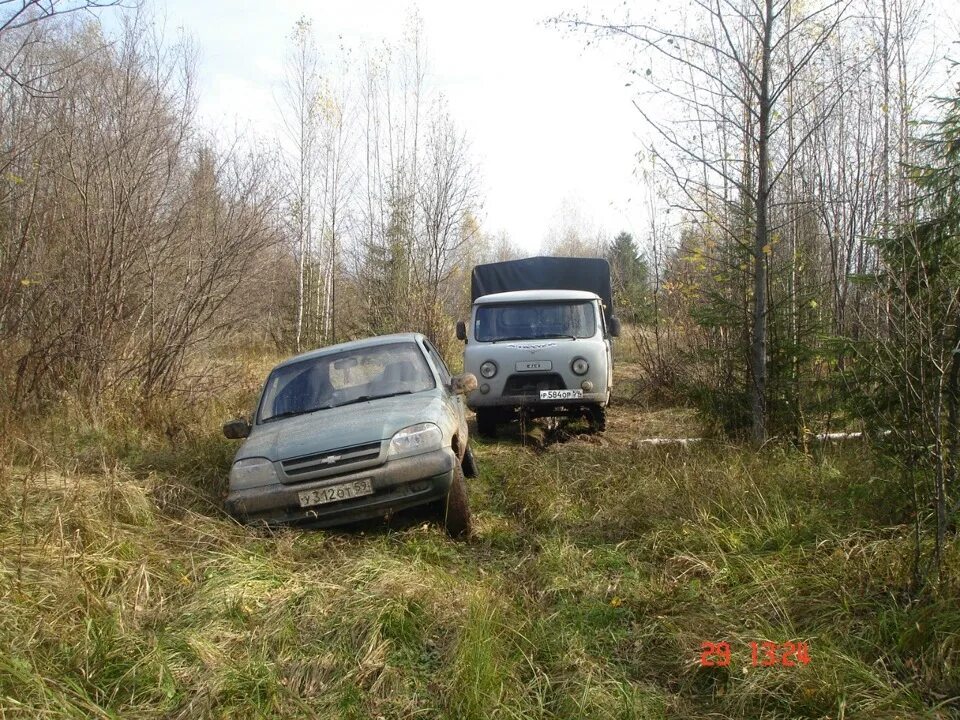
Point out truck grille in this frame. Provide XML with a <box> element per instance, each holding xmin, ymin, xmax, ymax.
<box><xmin>503</xmin><ymin>372</ymin><xmax>566</xmax><ymax>398</ymax></box>
<box><xmin>281</xmin><ymin>441</ymin><xmax>382</xmax><ymax>478</ymax></box>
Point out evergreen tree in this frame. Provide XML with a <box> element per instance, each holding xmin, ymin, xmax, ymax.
<box><xmin>607</xmin><ymin>231</ymin><xmax>651</xmax><ymax>323</ymax></box>
<box><xmin>850</xmin><ymin>82</ymin><xmax>960</xmax><ymax>584</ymax></box>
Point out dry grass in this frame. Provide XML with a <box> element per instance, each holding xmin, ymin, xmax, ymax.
<box><xmin>0</xmin><ymin>357</ymin><xmax>958</xmax><ymax>718</ymax></box>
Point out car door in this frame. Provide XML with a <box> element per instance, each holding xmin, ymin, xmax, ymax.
<box><xmin>422</xmin><ymin>338</ymin><xmax>469</xmax><ymax>441</ymax></box>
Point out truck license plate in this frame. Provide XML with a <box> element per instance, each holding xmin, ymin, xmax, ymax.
<box><xmin>539</xmin><ymin>389</ymin><xmax>584</xmax><ymax>400</ymax></box>
<box><xmin>299</xmin><ymin>478</ymin><xmax>373</xmax><ymax>508</ymax></box>
<box><xmin>516</xmin><ymin>360</ymin><xmax>552</xmax><ymax>371</ymax></box>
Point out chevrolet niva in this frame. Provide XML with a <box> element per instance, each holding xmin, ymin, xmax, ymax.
<box><xmin>221</xmin><ymin>333</ymin><xmax>478</xmax><ymax>537</ymax></box>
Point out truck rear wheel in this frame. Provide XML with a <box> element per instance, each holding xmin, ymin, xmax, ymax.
<box><xmin>475</xmin><ymin>410</ymin><xmax>497</xmax><ymax>438</ymax></box>
<box><xmin>443</xmin><ymin>464</ymin><xmax>472</xmax><ymax>538</ymax></box>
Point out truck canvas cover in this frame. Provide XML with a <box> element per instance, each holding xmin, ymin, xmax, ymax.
<box><xmin>470</xmin><ymin>256</ymin><xmax>615</xmax><ymax>323</ymax></box>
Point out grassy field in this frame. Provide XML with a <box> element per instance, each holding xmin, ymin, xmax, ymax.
<box><xmin>1</xmin><ymin>363</ymin><xmax>958</xmax><ymax>719</ymax></box>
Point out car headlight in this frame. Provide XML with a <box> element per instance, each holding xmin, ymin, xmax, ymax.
<box><xmin>571</xmin><ymin>357</ymin><xmax>590</xmax><ymax>375</ymax></box>
<box><xmin>229</xmin><ymin>458</ymin><xmax>277</xmax><ymax>490</ymax></box>
<box><xmin>387</xmin><ymin>422</ymin><xmax>443</xmax><ymax>459</ymax></box>
<box><xmin>480</xmin><ymin>361</ymin><xmax>498</xmax><ymax>379</ymax></box>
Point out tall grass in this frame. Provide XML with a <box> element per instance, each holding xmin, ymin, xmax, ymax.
<box><xmin>0</xmin><ymin>367</ymin><xmax>957</xmax><ymax>717</ymax></box>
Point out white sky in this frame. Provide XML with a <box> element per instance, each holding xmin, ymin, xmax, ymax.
<box><xmin>136</xmin><ymin>0</ymin><xmax>958</xmax><ymax>256</ymax></box>
<box><xmin>155</xmin><ymin>0</ymin><xmax>650</xmax><ymax>254</ymax></box>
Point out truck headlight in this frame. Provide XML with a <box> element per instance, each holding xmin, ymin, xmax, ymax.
<box><xmin>571</xmin><ymin>357</ymin><xmax>590</xmax><ymax>375</ymax></box>
<box><xmin>229</xmin><ymin>458</ymin><xmax>277</xmax><ymax>490</ymax></box>
<box><xmin>479</xmin><ymin>361</ymin><xmax>498</xmax><ymax>379</ymax></box>
<box><xmin>388</xmin><ymin>423</ymin><xmax>442</xmax><ymax>459</ymax></box>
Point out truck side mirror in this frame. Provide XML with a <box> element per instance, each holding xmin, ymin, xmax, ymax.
<box><xmin>609</xmin><ymin>317</ymin><xmax>622</xmax><ymax>338</ymax></box>
<box><xmin>223</xmin><ymin>418</ymin><xmax>251</xmax><ymax>439</ymax></box>
<box><xmin>455</xmin><ymin>320</ymin><xmax>466</xmax><ymax>342</ymax></box>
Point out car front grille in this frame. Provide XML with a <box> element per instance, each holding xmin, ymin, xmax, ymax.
<box><xmin>502</xmin><ymin>372</ymin><xmax>566</xmax><ymax>398</ymax></box>
<box><xmin>281</xmin><ymin>440</ymin><xmax>383</xmax><ymax>478</ymax></box>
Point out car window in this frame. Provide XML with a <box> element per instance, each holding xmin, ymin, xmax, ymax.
<box><xmin>258</xmin><ymin>342</ymin><xmax>435</xmax><ymax>422</ymax></box>
<box><xmin>423</xmin><ymin>339</ymin><xmax>452</xmax><ymax>385</ymax></box>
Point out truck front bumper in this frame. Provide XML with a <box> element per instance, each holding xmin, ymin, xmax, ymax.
<box><xmin>466</xmin><ymin>390</ymin><xmax>609</xmax><ymax>410</ymax></box>
<box><xmin>225</xmin><ymin>448</ymin><xmax>456</xmax><ymax>528</ymax></box>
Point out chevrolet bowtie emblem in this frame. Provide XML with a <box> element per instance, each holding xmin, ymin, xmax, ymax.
<box><xmin>320</xmin><ymin>455</ymin><xmax>341</xmax><ymax>465</ymax></box>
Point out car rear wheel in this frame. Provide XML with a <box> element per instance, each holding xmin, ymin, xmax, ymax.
<box><xmin>461</xmin><ymin>445</ymin><xmax>479</xmax><ymax>478</ymax></box>
<box><xmin>443</xmin><ymin>464</ymin><xmax>472</xmax><ymax>538</ymax></box>
<box><xmin>475</xmin><ymin>410</ymin><xmax>497</xmax><ymax>438</ymax></box>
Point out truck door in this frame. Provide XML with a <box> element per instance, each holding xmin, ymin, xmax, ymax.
<box><xmin>601</xmin><ymin>301</ymin><xmax>613</xmax><ymax>396</ymax></box>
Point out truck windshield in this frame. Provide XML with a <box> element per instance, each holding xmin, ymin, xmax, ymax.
<box><xmin>474</xmin><ymin>301</ymin><xmax>597</xmax><ymax>342</ymax></box>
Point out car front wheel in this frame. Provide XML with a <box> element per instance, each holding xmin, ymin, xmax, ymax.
<box><xmin>443</xmin><ymin>464</ymin><xmax>472</xmax><ymax>538</ymax></box>
<box><xmin>462</xmin><ymin>445</ymin><xmax>479</xmax><ymax>478</ymax></box>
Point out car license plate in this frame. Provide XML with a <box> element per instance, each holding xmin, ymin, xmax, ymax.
<box><xmin>299</xmin><ymin>478</ymin><xmax>373</xmax><ymax>508</ymax></box>
<box><xmin>516</xmin><ymin>360</ymin><xmax>552</xmax><ymax>371</ymax></box>
<box><xmin>539</xmin><ymin>389</ymin><xmax>584</xmax><ymax>400</ymax></box>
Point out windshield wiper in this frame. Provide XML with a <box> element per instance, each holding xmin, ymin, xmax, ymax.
<box><xmin>333</xmin><ymin>390</ymin><xmax>413</xmax><ymax>408</ymax></box>
<box><xmin>490</xmin><ymin>335</ymin><xmax>535</xmax><ymax>343</ymax></box>
<box><xmin>262</xmin><ymin>404</ymin><xmax>333</xmax><ymax>423</ymax></box>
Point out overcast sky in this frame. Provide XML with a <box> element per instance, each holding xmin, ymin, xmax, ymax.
<box><xmin>154</xmin><ymin>0</ymin><xmax>647</xmax><ymax>254</ymax></box>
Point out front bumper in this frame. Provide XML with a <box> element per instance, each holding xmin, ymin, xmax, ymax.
<box><xmin>467</xmin><ymin>390</ymin><xmax>609</xmax><ymax>410</ymax></box>
<box><xmin>225</xmin><ymin>447</ymin><xmax>456</xmax><ymax>528</ymax></box>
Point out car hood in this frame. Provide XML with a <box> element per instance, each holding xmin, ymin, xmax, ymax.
<box><xmin>237</xmin><ymin>392</ymin><xmax>446</xmax><ymax>462</ymax></box>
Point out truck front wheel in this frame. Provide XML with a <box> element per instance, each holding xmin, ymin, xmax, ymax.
<box><xmin>589</xmin><ymin>406</ymin><xmax>607</xmax><ymax>433</ymax></box>
<box><xmin>475</xmin><ymin>410</ymin><xmax>497</xmax><ymax>438</ymax></box>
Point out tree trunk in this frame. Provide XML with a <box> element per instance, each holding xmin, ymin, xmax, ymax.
<box><xmin>751</xmin><ymin>0</ymin><xmax>775</xmax><ymax>444</ymax></box>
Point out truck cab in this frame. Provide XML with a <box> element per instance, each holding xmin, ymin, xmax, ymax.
<box><xmin>457</xmin><ymin>257</ymin><xmax>621</xmax><ymax>436</ymax></box>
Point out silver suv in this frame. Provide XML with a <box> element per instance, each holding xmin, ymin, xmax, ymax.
<box><xmin>222</xmin><ymin>333</ymin><xmax>478</xmax><ymax>537</ymax></box>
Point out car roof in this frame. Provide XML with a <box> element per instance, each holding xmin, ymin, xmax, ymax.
<box><xmin>272</xmin><ymin>333</ymin><xmax>426</xmax><ymax>370</ymax></box>
<box><xmin>474</xmin><ymin>289</ymin><xmax>600</xmax><ymax>304</ymax></box>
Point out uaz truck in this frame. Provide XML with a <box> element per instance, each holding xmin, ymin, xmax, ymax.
<box><xmin>455</xmin><ymin>256</ymin><xmax>621</xmax><ymax>436</ymax></box>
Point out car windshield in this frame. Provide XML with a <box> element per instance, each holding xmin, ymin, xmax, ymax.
<box><xmin>258</xmin><ymin>341</ymin><xmax>435</xmax><ymax>423</ymax></box>
<box><xmin>474</xmin><ymin>301</ymin><xmax>597</xmax><ymax>342</ymax></box>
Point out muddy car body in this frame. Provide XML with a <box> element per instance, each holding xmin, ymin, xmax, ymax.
<box><xmin>222</xmin><ymin>333</ymin><xmax>477</xmax><ymax>536</ymax></box>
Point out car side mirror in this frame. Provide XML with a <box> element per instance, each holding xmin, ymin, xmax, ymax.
<box><xmin>455</xmin><ymin>320</ymin><xmax>466</xmax><ymax>342</ymax></box>
<box><xmin>450</xmin><ymin>372</ymin><xmax>478</xmax><ymax>395</ymax></box>
<box><xmin>222</xmin><ymin>418</ymin><xmax>251</xmax><ymax>439</ymax></box>
<box><xmin>609</xmin><ymin>316</ymin><xmax>622</xmax><ymax>338</ymax></box>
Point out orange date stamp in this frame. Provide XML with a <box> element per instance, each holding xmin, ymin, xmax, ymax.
<box><xmin>700</xmin><ymin>641</ymin><xmax>811</xmax><ymax>667</ymax></box>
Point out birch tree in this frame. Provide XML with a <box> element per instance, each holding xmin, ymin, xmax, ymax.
<box><xmin>279</xmin><ymin>17</ymin><xmax>322</xmax><ymax>352</ymax></box>
<box><xmin>556</xmin><ymin>0</ymin><xmax>847</xmax><ymax>441</ymax></box>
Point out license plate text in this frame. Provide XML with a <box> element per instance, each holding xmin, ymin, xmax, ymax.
<box><xmin>299</xmin><ymin>478</ymin><xmax>374</xmax><ymax>507</ymax></box>
<box><xmin>539</xmin><ymin>389</ymin><xmax>584</xmax><ymax>400</ymax></box>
